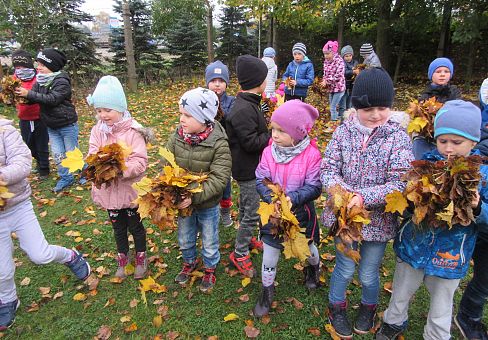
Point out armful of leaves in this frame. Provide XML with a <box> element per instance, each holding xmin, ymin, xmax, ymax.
<box><xmin>406</xmin><ymin>98</ymin><xmax>443</xmax><ymax>143</ymax></box>
<box><xmin>0</xmin><ymin>76</ymin><xmax>28</xmax><ymax>105</ymax></box>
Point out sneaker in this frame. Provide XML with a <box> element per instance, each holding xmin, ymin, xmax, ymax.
<box><xmin>454</xmin><ymin>312</ymin><xmax>488</xmax><ymax>340</ymax></box>
<box><xmin>229</xmin><ymin>251</ymin><xmax>255</xmax><ymax>277</ymax></box>
<box><xmin>65</xmin><ymin>250</ymin><xmax>91</xmax><ymax>280</ymax></box>
<box><xmin>0</xmin><ymin>300</ymin><xmax>20</xmax><ymax>331</ymax></box>
<box><xmin>78</xmin><ymin>176</ymin><xmax>88</xmax><ymax>185</ymax></box>
<box><xmin>376</xmin><ymin>322</ymin><xmax>405</xmax><ymax>340</ymax></box>
<box><xmin>53</xmin><ymin>179</ymin><xmax>74</xmax><ymax>193</ymax></box>
<box><xmin>199</xmin><ymin>268</ymin><xmax>216</xmax><ymax>292</ymax></box>
<box><xmin>354</xmin><ymin>303</ymin><xmax>377</xmax><ymax>334</ymax></box>
<box><xmin>249</xmin><ymin>237</ymin><xmax>263</xmax><ymax>252</ymax></box>
<box><xmin>134</xmin><ymin>252</ymin><xmax>147</xmax><ymax>280</ymax></box>
<box><xmin>253</xmin><ymin>284</ymin><xmax>275</xmax><ymax>317</ymax></box>
<box><xmin>303</xmin><ymin>263</ymin><xmax>321</xmax><ymax>290</ymax></box>
<box><xmin>220</xmin><ymin>207</ymin><xmax>234</xmax><ymax>227</ymax></box>
<box><xmin>175</xmin><ymin>259</ymin><xmax>200</xmax><ymax>284</ymax></box>
<box><xmin>328</xmin><ymin>302</ymin><xmax>353</xmax><ymax>339</ymax></box>
<box><xmin>115</xmin><ymin>253</ymin><xmax>129</xmax><ymax>279</ymax></box>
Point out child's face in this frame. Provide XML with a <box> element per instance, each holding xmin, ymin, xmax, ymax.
<box><xmin>36</xmin><ymin>62</ymin><xmax>51</xmax><ymax>74</ymax></box>
<box><xmin>208</xmin><ymin>78</ymin><xmax>227</xmax><ymax>96</ymax></box>
<box><xmin>179</xmin><ymin>106</ymin><xmax>206</xmax><ymax>134</ymax></box>
<box><xmin>343</xmin><ymin>54</ymin><xmax>353</xmax><ymax>62</ymax></box>
<box><xmin>96</xmin><ymin>108</ymin><xmax>124</xmax><ymax>126</ymax></box>
<box><xmin>293</xmin><ymin>52</ymin><xmax>304</xmax><ymax>63</ymax></box>
<box><xmin>357</xmin><ymin>107</ymin><xmax>391</xmax><ymax>128</ymax></box>
<box><xmin>431</xmin><ymin>66</ymin><xmax>451</xmax><ymax>86</ymax></box>
<box><xmin>436</xmin><ymin>134</ymin><xmax>476</xmax><ymax>157</ymax></box>
<box><xmin>14</xmin><ymin>66</ymin><xmax>27</xmax><ymax>70</ymax></box>
<box><xmin>323</xmin><ymin>51</ymin><xmax>333</xmax><ymax>60</ymax></box>
<box><xmin>270</xmin><ymin>121</ymin><xmax>294</xmax><ymax>147</ymax></box>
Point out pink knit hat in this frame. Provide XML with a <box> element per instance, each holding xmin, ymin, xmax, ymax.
<box><xmin>271</xmin><ymin>100</ymin><xmax>319</xmax><ymax>142</ymax></box>
<box><xmin>323</xmin><ymin>40</ymin><xmax>339</xmax><ymax>53</ymax></box>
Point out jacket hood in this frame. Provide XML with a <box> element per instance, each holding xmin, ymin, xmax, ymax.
<box><xmin>294</xmin><ymin>57</ymin><xmax>312</xmax><ymax>65</ymax></box>
<box><xmin>475</xmin><ymin>126</ymin><xmax>488</xmax><ymax>157</ymax></box>
<box><xmin>262</xmin><ymin>57</ymin><xmax>276</xmax><ymax>70</ymax></box>
<box><xmin>0</xmin><ymin>118</ymin><xmax>14</xmax><ymax>128</ymax></box>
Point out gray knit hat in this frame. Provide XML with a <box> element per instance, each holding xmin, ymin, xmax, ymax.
<box><xmin>292</xmin><ymin>42</ymin><xmax>307</xmax><ymax>56</ymax></box>
<box><xmin>360</xmin><ymin>43</ymin><xmax>374</xmax><ymax>58</ymax></box>
<box><xmin>434</xmin><ymin>100</ymin><xmax>481</xmax><ymax>142</ymax></box>
<box><xmin>179</xmin><ymin>87</ymin><xmax>219</xmax><ymax>124</ymax></box>
<box><xmin>341</xmin><ymin>45</ymin><xmax>354</xmax><ymax>58</ymax></box>
<box><xmin>351</xmin><ymin>67</ymin><xmax>394</xmax><ymax>109</ymax></box>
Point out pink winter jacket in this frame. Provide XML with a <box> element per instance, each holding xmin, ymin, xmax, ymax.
<box><xmin>323</xmin><ymin>53</ymin><xmax>346</xmax><ymax>93</ymax></box>
<box><xmin>0</xmin><ymin>118</ymin><xmax>32</xmax><ymax>210</ymax></box>
<box><xmin>89</xmin><ymin>118</ymin><xmax>148</xmax><ymax>210</ymax></box>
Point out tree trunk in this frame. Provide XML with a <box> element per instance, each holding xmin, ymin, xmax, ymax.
<box><xmin>268</xmin><ymin>15</ymin><xmax>274</xmax><ymax>47</ymax></box>
<box><xmin>376</xmin><ymin>0</ymin><xmax>391</xmax><ymax>72</ymax></box>
<box><xmin>258</xmin><ymin>12</ymin><xmax>262</xmax><ymax>57</ymax></box>
<box><xmin>122</xmin><ymin>0</ymin><xmax>137</xmax><ymax>92</ymax></box>
<box><xmin>464</xmin><ymin>40</ymin><xmax>475</xmax><ymax>88</ymax></box>
<box><xmin>337</xmin><ymin>9</ymin><xmax>344</xmax><ymax>48</ymax></box>
<box><xmin>393</xmin><ymin>31</ymin><xmax>405</xmax><ymax>84</ymax></box>
<box><xmin>437</xmin><ymin>1</ymin><xmax>452</xmax><ymax>57</ymax></box>
<box><xmin>205</xmin><ymin>0</ymin><xmax>214</xmax><ymax>63</ymax></box>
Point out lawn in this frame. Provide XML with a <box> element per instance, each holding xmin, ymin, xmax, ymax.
<box><xmin>0</xmin><ymin>77</ymin><xmax>484</xmax><ymax>339</ymax></box>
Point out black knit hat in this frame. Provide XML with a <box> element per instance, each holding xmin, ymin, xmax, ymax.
<box><xmin>351</xmin><ymin>67</ymin><xmax>395</xmax><ymax>109</ymax></box>
<box><xmin>12</xmin><ymin>50</ymin><xmax>34</xmax><ymax>68</ymax></box>
<box><xmin>36</xmin><ymin>48</ymin><xmax>67</xmax><ymax>72</ymax></box>
<box><xmin>236</xmin><ymin>55</ymin><xmax>268</xmax><ymax>90</ymax></box>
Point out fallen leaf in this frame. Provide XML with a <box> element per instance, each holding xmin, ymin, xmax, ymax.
<box><xmin>241</xmin><ymin>277</ymin><xmax>251</xmax><ymax>288</ymax></box>
<box><xmin>73</xmin><ymin>292</ymin><xmax>87</xmax><ymax>301</ymax></box>
<box><xmin>120</xmin><ymin>315</ymin><xmax>131</xmax><ymax>323</ymax></box>
<box><xmin>239</xmin><ymin>294</ymin><xmax>249</xmax><ymax>302</ymax></box>
<box><xmin>153</xmin><ymin>315</ymin><xmax>163</xmax><ymax>327</ymax></box>
<box><xmin>95</xmin><ymin>325</ymin><xmax>112</xmax><ymax>340</ymax></box>
<box><xmin>129</xmin><ymin>298</ymin><xmax>139</xmax><ymax>308</ymax></box>
<box><xmin>20</xmin><ymin>277</ymin><xmax>31</xmax><ymax>286</ymax></box>
<box><xmin>325</xmin><ymin>323</ymin><xmax>341</xmax><ymax>340</ymax></box>
<box><xmin>244</xmin><ymin>325</ymin><xmax>260</xmax><ymax>338</ymax></box>
<box><xmin>223</xmin><ymin>313</ymin><xmax>239</xmax><ymax>322</ymax></box>
<box><xmin>308</xmin><ymin>327</ymin><xmax>321</xmax><ymax>336</ymax></box>
<box><xmin>384</xmin><ymin>281</ymin><xmax>393</xmax><ymax>293</ymax></box>
<box><xmin>124</xmin><ymin>322</ymin><xmax>138</xmax><ymax>333</ymax></box>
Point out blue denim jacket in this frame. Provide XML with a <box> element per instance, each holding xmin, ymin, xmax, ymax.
<box><xmin>394</xmin><ymin>149</ymin><xmax>488</xmax><ymax>279</ymax></box>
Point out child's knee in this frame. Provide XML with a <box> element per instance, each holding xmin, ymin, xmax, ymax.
<box><xmin>358</xmin><ymin>269</ymin><xmax>379</xmax><ymax>287</ymax></box>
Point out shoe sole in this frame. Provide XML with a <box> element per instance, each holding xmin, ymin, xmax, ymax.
<box><xmin>453</xmin><ymin>315</ymin><xmax>468</xmax><ymax>339</ymax></box>
<box><xmin>353</xmin><ymin>326</ymin><xmax>371</xmax><ymax>335</ymax></box>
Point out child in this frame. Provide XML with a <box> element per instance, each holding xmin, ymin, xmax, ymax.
<box><xmin>15</xmin><ymin>48</ymin><xmax>80</xmax><ymax>193</ymax></box>
<box><xmin>262</xmin><ymin>47</ymin><xmax>278</xmax><ymax>98</ymax></box>
<box><xmin>480</xmin><ymin>77</ymin><xmax>488</xmax><ymax>124</ymax></box>
<box><xmin>377</xmin><ymin>100</ymin><xmax>488</xmax><ymax>340</ymax></box>
<box><xmin>322</xmin><ymin>40</ymin><xmax>346</xmax><ymax>122</ymax></box>
<box><xmin>338</xmin><ymin>45</ymin><xmax>359</xmax><ymax>116</ymax></box>
<box><xmin>253</xmin><ymin>100</ymin><xmax>322</xmax><ymax>317</ymax></box>
<box><xmin>226</xmin><ymin>55</ymin><xmax>270</xmax><ymax>278</ymax></box>
<box><xmin>282</xmin><ymin>43</ymin><xmax>314</xmax><ymax>102</ymax></box>
<box><xmin>168</xmin><ymin>87</ymin><xmax>231</xmax><ymax>292</ymax></box>
<box><xmin>419</xmin><ymin>57</ymin><xmax>461</xmax><ymax>103</ymax></box>
<box><xmin>321</xmin><ymin>68</ymin><xmax>414</xmax><ymax>338</ymax></box>
<box><xmin>205</xmin><ymin>60</ymin><xmax>235</xmax><ymax>227</ymax></box>
<box><xmin>413</xmin><ymin>58</ymin><xmax>463</xmax><ymax>160</ymax></box>
<box><xmin>359</xmin><ymin>43</ymin><xmax>382</xmax><ymax>68</ymax></box>
<box><xmin>0</xmin><ymin>116</ymin><xmax>90</xmax><ymax>331</ymax></box>
<box><xmin>86</xmin><ymin>76</ymin><xmax>149</xmax><ymax>280</ymax></box>
<box><xmin>11</xmin><ymin>50</ymin><xmax>50</xmax><ymax>179</ymax></box>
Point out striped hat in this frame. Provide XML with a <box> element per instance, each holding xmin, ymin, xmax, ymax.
<box><xmin>292</xmin><ymin>42</ymin><xmax>307</xmax><ymax>56</ymax></box>
<box><xmin>360</xmin><ymin>43</ymin><xmax>374</xmax><ymax>57</ymax></box>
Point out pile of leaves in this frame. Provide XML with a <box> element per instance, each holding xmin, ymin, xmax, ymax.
<box><xmin>257</xmin><ymin>180</ymin><xmax>310</xmax><ymax>261</ymax></box>
<box><xmin>406</xmin><ymin>97</ymin><xmax>444</xmax><ymax>142</ymax></box>
<box><xmin>0</xmin><ymin>181</ymin><xmax>15</xmax><ymax>210</ymax></box>
<box><xmin>132</xmin><ymin>148</ymin><xmax>208</xmax><ymax>230</ymax></box>
<box><xmin>385</xmin><ymin>155</ymin><xmax>485</xmax><ymax>229</ymax></box>
<box><xmin>0</xmin><ymin>76</ymin><xmax>27</xmax><ymax>105</ymax></box>
<box><xmin>326</xmin><ymin>185</ymin><xmax>371</xmax><ymax>262</ymax></box>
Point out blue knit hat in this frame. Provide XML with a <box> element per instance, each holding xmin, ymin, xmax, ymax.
<box><xmin>179</xmin><ymin>87</ymin><xmax>219</xmax><ymax>124</ymax></box>
<box><xmin>434</xmin><ymin>100</ymin><xmax>481</xmax><ymax>142</ymax></box>
<box><xmin>86</xmin><ymin>75</ymin><xmax>127</xmax><ymax>113</ymax></box>
<box><xmin>263</xmin><ymin>47</ymin><xmax>276</xmax><ymax>58</ymax></box>
<box><xmin>428</xmin><ymin>57</ymin><xmax>454</xmax><ymax>81</ymax></box>
<box><xmin>205</xmin><ymin>60</ymin><xmax>230</xmax><ymax>85</ymax></box>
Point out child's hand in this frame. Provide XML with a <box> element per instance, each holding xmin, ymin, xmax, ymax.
<box><xmin>353</xmin><ymin>69</ymin><xmax>360</xmax><ymax>75</ymax></box>
<box><xmin>14</xmin><ymin>87</ymin><xmax>28</xmax><ymax>97</ymax></box>
<box><xmin>471</xmin><ymin>192</ymin><xmax>480</xmax><ymax>208</ymax></box>
<box><xmin>177</xmin><ymin>197</ymin><xmax>192</xmax><ymax>209</ymax></box>
<box><xmin>289</xmin><ymin>79</ymin><xmax>297</xmax><ymax>87</ymax></box>
<box><xmin>347</xmin><ymin>194</ymin><xmax>363</xmax><ymax>209</ymax></box>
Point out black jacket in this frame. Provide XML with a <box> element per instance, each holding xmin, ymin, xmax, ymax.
<box><xmin>344</xmin><ymin>59</ymin><xmax>358</xmax><ymax>89</ymax></box>
<box><xmin>419</xmin><ymin>83</ymin><xmax>462</xmax><ymax>103</ymax></box>
<box><xmin>27</xmin><ymin>72</ymin><xmax>78</xmax><ymax>129</ymax></box>
<box><xmin>225</xmin><ymin>92</ymin><xmax>270</xmax><ymax>181</ymax></box>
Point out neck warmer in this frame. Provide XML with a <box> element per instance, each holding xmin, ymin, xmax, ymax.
<box><xmin>271</xmin><ymin>135</ymin><xmax>310</xmax><ymax>164</ymax></box>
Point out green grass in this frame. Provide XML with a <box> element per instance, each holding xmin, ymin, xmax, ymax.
<box><xmin>0</xmin><ymin>80</ymin><xmax>485</xmax><ymax>339</ymax></box>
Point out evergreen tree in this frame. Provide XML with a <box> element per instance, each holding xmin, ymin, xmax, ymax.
<box><xmin>165</xmin><ymin>16</ymin><xmax>207</xmax><ymax>71</ymax></box>
<box><xmin>216</xmin><ymin>6</ymin><xmax>254</xmax><ymax>68</ymax></box>
<box><xmin>110</xmin><ymin>0</ymin><xmax>163</xmax><ymax>82</ymax></box>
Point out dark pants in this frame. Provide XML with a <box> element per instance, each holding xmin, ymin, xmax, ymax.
<box><xmin>459</xmin><ymin>234</ymin><xmax>488</xmax><ymax>320</ymax></box>
<box><xmin>19</xmin><ymin>119</ymin><xmax>50</xmax><ymax>175</ymax></box>
<box><xmin>285</xmin><ymin>94</ymin><xmax>306</xmax><ymax>102</ymax></box>
<box><xmin>108</xmin><ymin>208</ymin><xmax>146</xmax><ymax>254</ymax></box>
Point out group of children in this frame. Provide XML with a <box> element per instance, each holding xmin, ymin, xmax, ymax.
<box><xmin>1</xmin><ymin>45</ymin><xmax>488</xmax><ymax>340</ymax></box>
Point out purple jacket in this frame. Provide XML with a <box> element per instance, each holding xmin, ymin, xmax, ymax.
<box><xmin>0</xmin><ymin>118</ymin><xmax>32</xmax><ymax>210</ymax></box>
<box><xmin>323</xmin><ymin>53</ymin><xmax>346</xmax><ymax>93</ymax></box>
<box><xmin>320</xmin><ymin>116</ymin><xmax>414</xmax><ymax>242</ymax></box>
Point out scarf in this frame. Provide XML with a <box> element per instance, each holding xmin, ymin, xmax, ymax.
<box><xmin>271</xmin><ymin>135</ymin><xmax>310</xmax><ymax>164</ymax></box>
<box><xmin>36</xmin><ymin>71</ymin><xmax>61</xmax><ymax>87</ymax></box>
<box><xmin>14</xmin><ymin>68</ymin><xmax>36</xmax><ymax>81</ymax></box>
<box><xmin>99</xmin><ymin>111</ymin><xmax>131</xmax><ymax>134</ymax></box>
<box><xmin>178</xmin><ymin>123</ymin><xmax>214</xmax><ymax>146</ymax></box>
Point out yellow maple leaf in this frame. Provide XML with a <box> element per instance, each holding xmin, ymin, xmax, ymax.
<box><xmin>385</xmin><ymin>191</ymin><xmax>409</xmax><ymax>215</ymax></box>
<box><xmin>436</xmin><ymin>201</ymin><xmax>454</xmax><ymax>227</ymax></box>
<box><xmin>159</xmin><ymin>147</ymin><xmax>181</xmax><ymax>176</ymax></box>
<box><xmin>72</xmin><ymin>292</ymin><xmax>87</xmax><ymax>301</ymax></box>
<box><xmin>61</xmin><ymin>148</ymin><xmax>85</xmax><ymax>173</ymax></box>
<box><xmin>351</xmin><ymin>214</ymin><xmax>371</xmax><ymax>224</ymax></box>
<box><xmin>283</xmin><ymin>233</ymin><xmax>311</xmax><ymax>262</ymax></box>
<box><xmin>407</xmin><ymin>117</ymin><xmax>428</xmax><ymax>134</ymax></box>
<box><xmin>324</xmin><ymin>323</ymin><xmax>341</xmax><ymax>340</ymax></box>
<box><xmin>132</xmin><ymin>177</ymin><xmax>153</xmax><ymax>196</ymax></box>
<box><xmin>257</xmin><ymin>202</ymin><xmax>275</xmax><ymax>226</ymax></box>
<box><xmin>241</xmin><ymin>277</ymin><xmax>251</xmax><ymax>288</ymax></box>
<box><xmin>223</xmin><ymin>313</ymin><xmax>239</xmax><ymax>322</ymax></box>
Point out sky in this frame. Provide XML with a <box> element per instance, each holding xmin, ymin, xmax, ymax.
<box><xmin>80</xmin><ymin>0</ymin><xmax>117</xmax><ymax>16</ymax></box>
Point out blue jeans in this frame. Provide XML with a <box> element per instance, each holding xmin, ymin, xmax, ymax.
<box><xmin>177</xmin><ymin>205</ymin><xmax>220</xmax><ymax>268</ymax></box>
<box><xmin>329</xmin><ymin>92</ymin><xmax>345</xmax><ymax>121</ymax></box>
<box><xmin>222</xmin><ymin>179</ymin><xmax>232</xmax><ymax>201</ymax></box>
<box><xmin>48</xmin><ymin>123</ymin><xmax>79</xmax><ymax>185</ymax></box>
<box><xmin>329</xmin><ymin>239</ymin><xmax>387</xmax><ymax>305</ymax></box>
<box><xmin>338</xmin><ymin>88</ymin><xmax>353</xmax><ymax>116</ymax></box>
